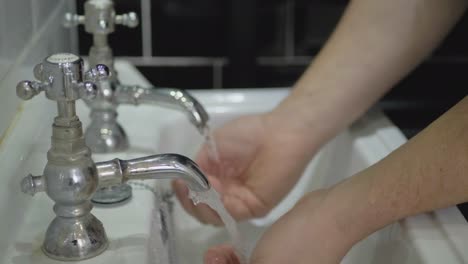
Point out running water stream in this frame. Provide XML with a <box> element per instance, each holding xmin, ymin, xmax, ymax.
<box><xmin>187</xmin><ymin>126</ymin><xmax>248</xmax><ymax>263</ymax></box>
<box><xmin>189</xmin><ymin>188</ymin><xmax>248</xmax><ymax>264</ymax></box>
<box><xmin>203</xmin><ymin>126</ymin><xmax>224</xmax><ymax>179</ymax></box>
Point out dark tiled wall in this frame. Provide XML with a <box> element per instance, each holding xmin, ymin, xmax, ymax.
<box><xmin>76</xmin><ymin>0</ymin><xmax>466</xmax><ymax>97</ymax></box>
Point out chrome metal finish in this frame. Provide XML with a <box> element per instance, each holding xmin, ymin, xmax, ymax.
<box><xmin>63</xmin><ymin>0</ymin><xmax>135</xmax><ymax>156</ymax></box>
<box><xmin>43</xmin><ymin>213</ymin><xmax>107</xmax><ymax>261</ymax></box>
<box><xmin>64</xmin><ymin>0</ymin><xmax>139</xmax><ymax>33</ymax></box>
<box><xmin>86</xmin><ymin>110</ymin><xmax>129</xmax><ymax>152</ymax></box>
<box><xmin>116</xmin><ymin>86</ymin><xmax>209</xmax><ymax>133</ymax></box>
<box><xmin>84</xmin><ymin>84</ymin><xmax>209</xmax><ymax>154</ymax></box>
<box><xmin>95</xmin><ymin>154</ymin><xmax>210</xmax><ymax>192</ymax></box>
<box><xmin>17</xmin><ymin>53</ymin><xmax>110</xmax><ymax>261</ymax></box>
<box><xmin>115</xmin><ymin>12</ymin><xmax>139</xmax><ymax>27</ymax></box>
<box><xmin>20</xmin><ymin>174</ymin><xmax>45</xmax><ymax>196</ymax></box>
<box><xmin>65</xmin><ymin>0</ymin><xmax>209</xmax><ymax>203</ymax></box>
<box><xmin>64</xmin><ymin>0</ymin><xmax>139</xmax><ymax>77</ymax></box>
<box><xmin>18</xmin><ymin>53</ymin><xmax>210</xmax><ymax>261</ymax></box>
<box><xmin>91</xmin><ymin>184</ymin><xmax>133</xmax><ymax>204</ymax></box>
<box><xmin>16</xmin><ymin>53</ymin><xmax>108</xmax><ymax>103</ymax></box>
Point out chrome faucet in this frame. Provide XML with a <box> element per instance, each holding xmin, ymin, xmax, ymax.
<box><xmin>64</xmin><ymin>0</ymin><xmax>209</xmax><ymax>203</ymax></box>
<box><xmin>63</xmin><ymin>0</ymin><xmax>209</xmax><ymax>152</ymax></box>
<box><xmin>17</xmin><ymin>53</ymin><xmax>210</xmax><ymax>261</ymax></box>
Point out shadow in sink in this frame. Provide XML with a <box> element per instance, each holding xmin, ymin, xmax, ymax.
<box><xmin>93</xmin><ymin>196</ymin><xmax>134</xmax><ymax>208</ymax></box>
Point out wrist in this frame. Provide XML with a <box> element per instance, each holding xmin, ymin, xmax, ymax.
<box><xmin>265</xmin><ymin>92</ymin><xmax>329</xmax><ymax>152</ymax></box>
<box><xmin>269</xmin><ymin>82</ymin><xmax>359</xmax><ymax>152</ymax></box>
<box><xmin>320</xmin><ymin>170</ymin><xmax>402</xmax><ymax>248</ymax></box>
<box><xmin>292</xmin><ymin>189</ymin><xmax>356</xmax><ymax>261</ymax></box>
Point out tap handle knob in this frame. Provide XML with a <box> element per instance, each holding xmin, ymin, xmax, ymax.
<box><xmin>20</xmin><ymin>174</ymin><xmax>44</xmax><ymax>196</ymax></box>
<box><xmin>16</xmin><ymin>63</ymin><xmax>51</xmax><ymax>100</ymax></box>
<box><xmin>71</xmin><ymin>63</ymin><xmax>110</xmax><ymax>101</ymax></box>
<box><xmin>115</xmin><ymin>12</ymin><xmax>139</xmax><ymax>28</ymax></box>
<box><xmin>16</xmin><ymin>80</ymin><xmax>48</xmax><ymax>100</ymax></box>
<box><xmin>16</xmin><ymin>53</ymin><xmax>109</xmax><ymax>102</ymax></box>
<box><xmin>80</xmin><ymin>64</ymin><xmax>110</xmax><ymax>100</ymax></box>
<box><xmin>77</xmin><ymin>81</ymin><xmax>99</xmax><ymax>101</ymax></box>
<box><xmin>84</xmin><ymin>64</ymin><xmax>110</xmax><ymax>82</ymax></box>
<box><xmin>63</xmin><ymin>12</ymin><xmax>85</xmax><ymax>28</ymax></box>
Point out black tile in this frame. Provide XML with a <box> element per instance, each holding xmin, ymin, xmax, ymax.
<box><xmin>254</xmin><ymin>65</ymin><xmax>305</xmax><ymax>87</ymax></box>
<box><xmin>296</xmin><ymin>1</ymin><xmax>345</xmax><ymax>56</ymax></box>
<box><xmin>434</xmin><ymin>13</ymin><xmax>468</xmax><ymax>57</ymax></box>
<box><xmin>256</xmin><ymin>2</ymin><xmax>283</xmax><ymax>56</ymax></box>
<box><xmin>151</xmin><ymin>0</ymin><xmax>228</xmax><ymax>56</ymax></box>
<box><xmin>136</xmin><ymin>66</ymin><xmax>213</xmax><ymax>89</ymax></box>
<box><xmin>385</xmin><ymin>62</ymin><xmax>468</xmax><ymax>101</ymax></box>
<box><xmin>458</xmin><ymin>203</ymin><xmax>468</xmax><ymax>222</ymax></box>
<box><xmin>383</xmin><ymin>107</ymin><xmax>448</xmax><ymax>137</ymax></box>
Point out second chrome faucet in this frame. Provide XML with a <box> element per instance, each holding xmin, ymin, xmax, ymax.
<box><xmin>64</xmin><ymin>0</ymin><xmax>209</xmax><ymax>203</ymax></box>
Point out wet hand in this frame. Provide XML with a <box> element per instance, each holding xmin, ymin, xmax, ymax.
<box><xmin>173</xmin><ymin>112</ymin><xmax>319</xmax><ymax>225</ymax></box>
<box><xmin>203</xmin><ymin>190</ymin><xmax>352</xmax><ymax>264</ymax></box>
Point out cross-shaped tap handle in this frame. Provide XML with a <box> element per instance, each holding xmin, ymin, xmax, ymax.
<box><xmin>16</xmin><ymin>53</ymin><xmax>109</xmax><ymax>102</ymax></box>
<box><xmin>63</xmin><ymin>13</ymin><xmax>85</xmax><ymax>28</ymax></box>
<box><xmin>63</xmin><ymin>0</ymin><xmax>139</xmax><ymax>34</ymax></box>
<box><xmin>114</xmin><ymin>12</ymin><xmax>139</xmax><ymax>28</ymax></box>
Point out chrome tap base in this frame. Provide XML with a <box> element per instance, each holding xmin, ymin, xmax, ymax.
<box><xmin>42</xmin><ymin>214</ymin><xmax>108</xmax><ymax>261</ymax></box>
<box><xmin>92</xmin><ymin>183</ymin><xmax>132</xmax><ymax>204</ymax></box>
<box><xmin>85</xmin><ymin>109</ymin><xmax>129</xmax><ymax>153</ymax></box>
<box><xmin>86</xmin><ymin>109</ymin><xmax>132</xmax><ymax>204</ymax></box>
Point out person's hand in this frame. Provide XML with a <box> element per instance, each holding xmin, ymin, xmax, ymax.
<box><xmin>203</xmin><ymin>189</ymin><xmax>354</xmax><ymax>264</ymax></box>
<box><xmin>172</xmin><ymin>110</ymin><xmax>320</xmax><ymax>225</ymax></box>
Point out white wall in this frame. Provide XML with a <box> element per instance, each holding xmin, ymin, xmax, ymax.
<box><xmin>0</xmin><ymin>0</ymin><xmax>77</xmax><ymax>140</ymax></box>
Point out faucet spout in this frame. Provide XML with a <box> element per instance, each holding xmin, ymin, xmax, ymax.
<box><xmin>116</xmin><ymin>85</ymin><xmax>209</xmax><ymax>133</ymax></box>
<box><xmin>96</xmin><ymin>154</ymin><xmax>210</xmax><ymax>192</ymax></box>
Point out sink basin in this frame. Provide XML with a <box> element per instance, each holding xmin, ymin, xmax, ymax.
<box><xmin>1</xmin><ymin>61</ymin><xmax>468</xmax><ymax>263</ymax></box>
<box><xmin>153</xmin><ymin>94</ymin><xmax>468</xmax><ymax>264</ymax></box>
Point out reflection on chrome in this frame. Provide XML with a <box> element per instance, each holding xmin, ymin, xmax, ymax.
<box><xmin>65</xmin><ymin>0</ymin><xmax>210</xmax><ymax>203</ymax></box>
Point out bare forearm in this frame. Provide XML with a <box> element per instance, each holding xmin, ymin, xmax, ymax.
<box><xmin>274</xmin><ymin>0</ymin><xmax>467</xmax><ymax>149</ymax></box>
<box><xmin>329</xmin><ymin>96</ymin><xmax>468</xmax><ymax>245</ymax></box>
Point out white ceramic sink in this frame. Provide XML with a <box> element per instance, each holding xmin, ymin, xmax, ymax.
<box><xmin>1</xmin><ymin>61</ymin><xmax>468</xmax><ymax>264</ymax></box>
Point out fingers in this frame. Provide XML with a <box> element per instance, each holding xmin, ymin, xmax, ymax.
<box><xmin>221</xmin><ymin>185</ymin><xmax>269</xmax><ymax>220</ymax></box>
<box><xmin>177</xmin><ymin>115</ymin><xmax>273</xmax><ymax>224</ymax></box>
<box><xmin>174</xmin><ymin>176</ymin><xmax>268</xmax><ymax>224</ymax></box>
<box><xmin>204</xmin><ymin>245</ymin><xmax>240</xmax><ymax>264</ymax></box>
